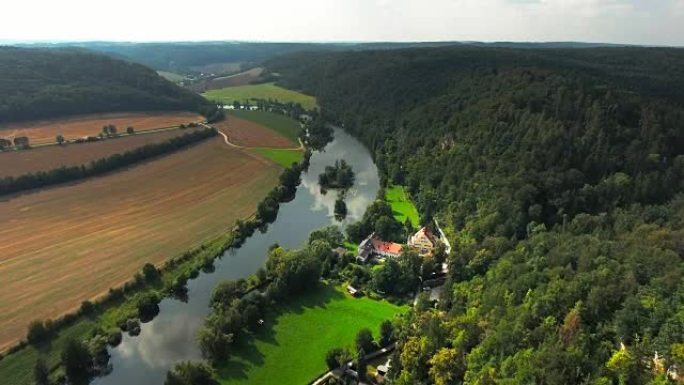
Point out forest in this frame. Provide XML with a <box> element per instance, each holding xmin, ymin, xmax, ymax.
<box><xmin>268</xmin><ymin>46</ymin><xmax>684</xmax><ymax>384</ymax></box>
<box><xmin>0</xmin><ymin>47</ymin><xmax>214</xmax><ymax>123</ymax></box>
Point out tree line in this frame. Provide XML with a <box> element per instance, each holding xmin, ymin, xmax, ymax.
<box><xmin>0</xmin><ymin>128</ymin><xmax>217</xmax><ymax>196</ymax></box>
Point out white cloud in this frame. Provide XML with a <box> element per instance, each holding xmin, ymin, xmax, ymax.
<box><xmin>0</xmin><ymin>0</ymin><xmax>681</xmax><ymax>45</ymax></box>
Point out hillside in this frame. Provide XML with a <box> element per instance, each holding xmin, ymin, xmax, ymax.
<box><xmin>268</xmin><ymin>47</ymin><xmax>684</xmax><ymax>384</ymax></box>
<box><xmin>0</xmin><ymin>47</ymin><xmax>213</xmax><ymax>123</ymax></box>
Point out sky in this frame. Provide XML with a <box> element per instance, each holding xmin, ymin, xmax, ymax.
<box><xmin>1</xmin><ymin>0</ymin><xmax>682</xmax><ymax>46</ymax></box>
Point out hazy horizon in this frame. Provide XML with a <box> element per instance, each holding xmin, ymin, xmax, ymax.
<box><xmin>1</xmin><ymin>0</ymin><xmax>683</xmax><ymax>46</ymax></box>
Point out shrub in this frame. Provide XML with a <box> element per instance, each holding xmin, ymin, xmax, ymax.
<box><xmin>27</xmin><ymin>320</ymin><xmax>51</xmax><ymax>345</ymax></box>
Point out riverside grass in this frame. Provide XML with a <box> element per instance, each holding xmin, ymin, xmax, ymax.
<box><xmin>216</xmin><ymin>283</ymin><xmax>405</xmax><ymax>385</ymax></box>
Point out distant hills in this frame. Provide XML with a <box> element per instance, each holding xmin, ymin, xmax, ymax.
<box><xmin>7</xmin><ymin>41</ymin><xmax>649</xmax><ymax>74</ymax></box>
<box><xmin>0</xmin><ymin>47</ymin><xmax>212</xmax><ymax>123</ymax></box>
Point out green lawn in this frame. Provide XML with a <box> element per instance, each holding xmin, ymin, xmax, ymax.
<box><xmin>252</xmin><ymin>148</ymin><xmax>303</xmax><ymax>168</ymax></box>
<box><xmin>216</xmin><ymin>283</ymin><xmax>405</xmax><ymax>385</ymax></box>
<box><xmin>203</xmin><ymin>82</ymin><xmax>318</xmax><ymax>110</ymax></box>
<box><xmin>228</xmin><ymin>110</ymin><xmax>302</xmax><ymax>144</ymax></box>
<box><xmin>385</xmin><ymin>185</ymin><xmax>420</xmax><ymax>227</ymax></box>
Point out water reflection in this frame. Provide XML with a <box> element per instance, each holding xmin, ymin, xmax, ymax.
<box><xmin>93</xmin><ymin>128</ymin><xmax>379</xmax><ymax>385</ymax></box>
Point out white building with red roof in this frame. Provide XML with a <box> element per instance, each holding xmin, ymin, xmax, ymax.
<box><xmin>408</xmin><ymin>227</ymin><xmax>438</xmax><ymax>256</ymax></box>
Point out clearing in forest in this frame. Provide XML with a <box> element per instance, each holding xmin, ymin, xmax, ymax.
<box><xmin>0</xmin><ymin>138</ymin><xmax>281</xmax><ymax>352</ymax></box>
<box><xmin>386</xmin><ymin>185</ymin><xmax>420</xmax><ymax>227</ymax></box>
<box><xmin>203</xmin><ymin>82</ymin><xmax>318</xmax><ymax>110</ymax></box>
<box><xmin>0</xmin><ymin>111</ymin><xmax>203</xmax><ymax>146</ymax></box>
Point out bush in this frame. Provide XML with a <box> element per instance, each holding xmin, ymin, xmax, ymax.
<box><xmin>80</xmin><ymin>300</ymin><xmax>95</xmax><ymax>315</ymax></box>
<box><xmin>142</xmin><ymin>263</ymin><xmax>160</xmax><ymax>282</ymax></box>
<box><xmin>355</xmin><ymin>328</ymin><xmax>375</xmax><ymax>355</ymax></box>
<box><xmin>107</xmin><ymin>328</ymin><xmax>123</xmax><ymax>347</ymax></box>
<box><xmin>61</xmin><ymin>338</ymin><xmax>93</xmax><ymax>382</ymax></box>
<box><xmin>325</xmin><ymin>347</ymin><xmax>347</xmax><ymax>370</ymax></box>
<box><xmin>165</xmin><ymin>361</ymin><xmax>218</xmax><ymax>385</ymax></box>
<box><xmin>126</xmin><ymin>318</ymin><xmax>141</xmax><ymax>336</ymax></box>
<box><xmin>27</xmin><ymin>320</ymin><xmax>51</xmax><ymax>345</ymax></box>
<box><xmin>136</xmin><ymin>292</ymin><xmax>160</xmax><ymax>321</ymax></box>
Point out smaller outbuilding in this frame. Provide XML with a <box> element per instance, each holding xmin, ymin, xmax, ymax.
<box><xmin>347</xmin><ymin>285</ymin><xmax>361</xmax><ymax>297</ymax></box>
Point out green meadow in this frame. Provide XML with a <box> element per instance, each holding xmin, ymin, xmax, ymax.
<box><xmin>385</xmin><ymin>185</ymin><xmax>420</xmax><ymax>227</ymax></box>
<box><xmin>203</xmin><ymin>82</ymin><xmax>318</xmax><ymax>110</ymax></box>
<box><xmin>252</xmin><ymin>148</ymin><xmax>303</xmax><ymax>168</ymax></box>
<box><xmin>217</xmin><ymin>283</ymin><xmax>405</xmax><ymax>385</ymax></box>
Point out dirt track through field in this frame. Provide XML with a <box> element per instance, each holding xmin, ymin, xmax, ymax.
<box><xmin>0</xmin><ymin>112</ymin><xmax>203</xmax><ymax>145</ymax></box>
<box><xmin>211</xmin><ymin>118</ymin><xmax>302</xmax><ymax>149</ymax></box>
<box><xmin>0</xmin><ymin>137</ymin><xmax>281</xmax><ymax>351</ymax></box>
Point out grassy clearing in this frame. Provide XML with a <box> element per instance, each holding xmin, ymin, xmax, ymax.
<box><xmin>227</xmin><ymin>110</ymin><xmax>301</xmax><ymax>143</ymax></box>
<box><xmin>385</xmin><ymin>185</ymin><xmax>420</xmax><ymax>227</ymax></box>
<box><xmin>216</xmin><ymin>283</ymin><xmax>405</xmax><ymax>385</ymax></box>
<box><xmin>252</xmin><ymin>148</ymin><xmax>303</xmax><ymax>168</ymax></box>
<box><xmin>203</xmin><ymin>82</ymin><xmax>318</xmax><ymax>110</ymax></box>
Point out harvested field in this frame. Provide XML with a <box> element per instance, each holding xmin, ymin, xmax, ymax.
<box><xmin>0</xmin><ymin>138</ymin><xmax>281</xmax><ymax>351</ymax></box>
<box><xmin>0</xmin><ymin>128</ymin><xmax>202</xmax><ymax>177</ymax></box>
<box><xmin>189</xmin><ymin>68</ymin><xmax>264</xmax><ymax>92</ymax></box>
<box><xmin>214</xmin><ymin>116</ymin><xmax>295</xmax><ymax>148</ymax></box>
<box><xmin>190</xmin><ymin>62</ymin><xmax>243</xmax><ymax>75</ymax></box>
<box><xmin>0</xmin><ymin>111</ymin><xmax>204</xmax><ymax>146</ymax></box>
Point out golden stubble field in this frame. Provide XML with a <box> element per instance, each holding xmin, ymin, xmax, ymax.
<box><xmin>0</xmin><ymin>127</ymin><xmax>202</xmax><ymax>177</ymax></box>
<box><xmin>0</xmin><ymin>137</ymin><xmax>281</xmax><ymax>351</ymax></box>
<box><xmin>0</xmin><ymin>111</ymin><xmax>203</xmax><ymax>145</ymax></box>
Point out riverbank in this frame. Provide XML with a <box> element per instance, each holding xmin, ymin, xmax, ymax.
<box><xmin>0</xmin><ymin>152</ymin><xmax>310</xmax><ymax>385</ymax></box>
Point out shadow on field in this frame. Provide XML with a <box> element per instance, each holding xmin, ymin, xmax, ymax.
<box><xmin>216</xmin><ymin>282</ymin><xmax>344</xmax><ymax>380</ymax></box>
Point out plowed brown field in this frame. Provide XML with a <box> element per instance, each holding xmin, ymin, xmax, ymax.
<box><xmin>0</xmin><ymin>112</ymin><xmax>203</xmax><ymax>145</ymax></box>
<box><xmin>214</xmin><ymin>116</ymin><xmax>296</xmax><ymax>148</ymax></box>
<box><xmin>0</xmin><ymin>128</ymin><xmax>202</xmax><ymax>177</ymax></box>
<box><xmin>0</xmin><ymin>137</ymin><xmax>280</xmax><ymax>351</ymax></box>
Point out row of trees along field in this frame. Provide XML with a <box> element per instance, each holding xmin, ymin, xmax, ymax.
<box><xmin>0</xmin><ymin>128</ymin><xmax>217</xmax><ymax>196</ymax></box>
<box><xmin>0</xmin><ymin>47</ymin><xmax>217</xmax><ymax>124</ymax></box>
<box><xmin>268</xmin><ymin>46</ymin><xmax>684</xmax><ymax>384</ymax></box>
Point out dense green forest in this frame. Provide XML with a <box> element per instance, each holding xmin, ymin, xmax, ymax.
<box><xmin>0</xmin><ymin>47</ymin><xmax>213</xmax><ymax>123</ymax></box>
<box><xmin>268</xmin><ymin>47</ymin><xmax>684</xmax><ymax>384</ymax></box>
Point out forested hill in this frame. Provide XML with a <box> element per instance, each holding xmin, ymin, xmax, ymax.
<box><xmin>269</xmin><ymin>47</ymin><xmax>684</xmax><ymax>384</ymax></box>
<box><xmin>0</xmin><ymin>47</ymin><xmax>212</xmax><ymax>123</ymax></box>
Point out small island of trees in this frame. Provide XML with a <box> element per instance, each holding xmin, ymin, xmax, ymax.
<box><xmin>318</xmin><ymin>159</ymin><xmax>354</xmax><ymax>190</ymax></box>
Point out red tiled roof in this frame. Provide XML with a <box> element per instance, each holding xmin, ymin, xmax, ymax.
<box><xmin>371</xmin><ymin>239</ymin><xmax>403</xmax><ymax>255</ymax></box>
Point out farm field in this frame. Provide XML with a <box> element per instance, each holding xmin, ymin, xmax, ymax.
<box><xmin>0</xmin><ymin>138</ymin><xmax>281</xmax><ymax>352</ymax></box>
<box><xmin>216</xmin><ymin>283</ymin><xmax>405</xmax><ymax>385</ymax></box>
<box><xmin>227</xmin><ymin>110</ymin><xmax>302</xmax><ymax>143</ymax></box>
<box><xmin>385</xmin><ymin>185</ymin><xmax>420</xmax><ymax>227</ymax></box>
<box><xmin>203</xmin><ymin>82</ymin><xmax>318</xmax><ymax>110</ymax></box>
<box><xmin>213</xmin><ymin>116</ymin><xmax>295</xmax><ymax>149</ymax></box>
<box><xmin>189</xmin><ymin>68</ymin><xmax>264</xmax><ymax>92</ymax></box>
<box><xmin>0</xmin><ymin>127</ymin><xmax>202</xmax><ymax>177</ymax></box>
<box><xmin>190</xmin><ymin>62</ymin><xmax>243</xmax><ymax>75</ymax></box>
<box><xmin>0</xmin><ymin>111</ymin><xmax>203</xmax><ymax>146</ymax></box>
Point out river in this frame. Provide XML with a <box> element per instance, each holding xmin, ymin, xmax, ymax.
<box><xmin>92</xmin><ymin>127</ymin><xmax>380</xmax><ymax>385</ymax></box>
